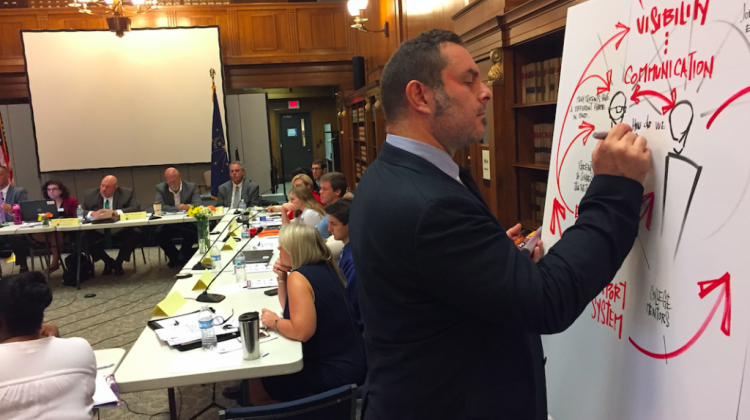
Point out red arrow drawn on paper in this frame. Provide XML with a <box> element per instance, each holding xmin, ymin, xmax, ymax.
<box><xmin>640</xmin><ymin>192</ymin><xmax>654</xmax><ymax>231</ymax></box>
<box><xmin>555</xmin><ymin>23</ymin><xmax>631</xmax><ymax>213</ymax></box>
<box><xmin>549</xmin><ymin>198</ymin><xmax>567</xmax><ymax>238</ymax></box>
<box><xmin>579</xmin><ymin>69</ymin><xmax>613</xmax><ymax>95</ymax></box>
<box><xmin>631</xmin><ymin>85</ymin><xmax>677</xmax><ymax>115</ymax></box>
<box><xmin>629</xmin><ymin>272</ymin><xmax>731</xmax><ymax>360</ymax></box>
<box><xmin>706</xmin><ymin>85</ymin><xmax>750</xmax><ymax>129</ymax></box>
<box><xmin>557</xmin><ymin>121</ymin><xmax>596</xmax><ymax>181</ymax></box>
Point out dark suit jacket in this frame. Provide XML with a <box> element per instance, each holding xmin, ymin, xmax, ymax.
<box><xmin>154</xmin><ymin>181</ymin><xmax>201</xmax><ymax>212</ymax></box>
<box><xmin>2</xmin><ymin>185</ymin><xmax>28</xmax><ymax>218</ymax></box>
<box><xmin>349</xmin><ymin>142</ymin><xmax>642</xmax><ymax>420</ymax></box>
<box><xmin>216</xmin><ymin>178</ymin><xmax>260</xmax><ymax>207</ymax></box>
<box><xmin>82</xmin><ymin>187</ymin><xmax>140</xmax><ymax>213</ymax></box>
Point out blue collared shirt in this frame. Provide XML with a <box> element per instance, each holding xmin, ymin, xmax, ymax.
<box><xmin>338</xmin><ymin>243</ymin><xmax>362</xmax><ymax>331</ymax></box>
<box><xmin>317</xmin><ymin>214</ymin><xmax>331</xmax><ymax>240</ymax></box>
<box><xmin>385</xmin><ymin>134</ymin><xmax>464</xmax><ymax>185</ymax></box>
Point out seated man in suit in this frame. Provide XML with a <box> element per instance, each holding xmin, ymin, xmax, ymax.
<box><xmin>82</xmin><ymin>175</ymin><xmax>142</xmax><ymax>276</ymax></box>
<box><xmin>216</xmin><ymin>162</ymin><xmax>260</xmax><ymax>209</ymax></box>
<box><xmin>154</xmin><ymin>168</ymin><xmax>201</xmax><ymax>267</ymax></box>
<box><xmin>0</xmin><ymin>166</ymin><xmax>29</xmax><ymax>273</ymax></box>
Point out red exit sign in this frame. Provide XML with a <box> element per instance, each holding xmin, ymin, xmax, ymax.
<box><xmin>289</xmin><ymin>100</ymin><xmax>300</xmax><ymax>109</ymax></box>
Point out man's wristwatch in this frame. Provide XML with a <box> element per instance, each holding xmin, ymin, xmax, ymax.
<box><xmin>272</xmin><ymin>318</ymin><xmax>281</xmax><ymax>331</ymax></box>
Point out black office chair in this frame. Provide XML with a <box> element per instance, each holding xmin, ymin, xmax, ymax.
<box><xmin>219</xmin><ymin>384</ymin><xmax>358</xmax><ymax>420</ymax></box>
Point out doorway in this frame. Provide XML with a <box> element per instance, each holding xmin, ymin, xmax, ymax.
<box><xmin>279</xmin><ymin>112</ymin><xmax>314</xmax><ymax>182</ymax></box>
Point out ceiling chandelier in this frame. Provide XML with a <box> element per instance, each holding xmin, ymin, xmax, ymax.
<box><xmin>67</xmin><ymin>0</ymin><xmax>162</xmax><ymax>38</ymax></box>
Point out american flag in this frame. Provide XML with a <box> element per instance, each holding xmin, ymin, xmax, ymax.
<box><xmin>0</xmin><ymin>113</ymin><xmax>12</xmax><ymax>183</ymax></box>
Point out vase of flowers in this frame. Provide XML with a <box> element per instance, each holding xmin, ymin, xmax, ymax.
<box><xmin>188</xmin><ymin>205</ymin><xmax>216</xmax><ymax>254</ymax></box>
<box><xmin>38</xmin><ymin>212</ymin><xmax>53</xmax><ymax>227</ymax></box>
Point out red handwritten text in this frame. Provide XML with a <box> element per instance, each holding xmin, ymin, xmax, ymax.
<box><xmin>624</xmin><ymin>51</ymin><xmax>714</xmax><ymax>85</ymax></box>
<box><xmin>591</xmin><ymin>281</ymin><xmax>627</xmax><ymax>339</ymax></box>
<box><xmin>635</xmin><ymin>0</ymin><xmax>710</xmax><ymax>35</ymax></box>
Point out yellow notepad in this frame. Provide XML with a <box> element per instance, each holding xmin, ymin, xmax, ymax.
<box><xmin>192</xmin><ymin>269</ymin><xmax>213</xmax><ymax>291</ymax></box>
<box><xmin>120</xmin><ymin>211</ymin><xmax>147</xmax><ymax>221</ymax></box>
<box><xmin>152</xmin><ymin>291</ymin><xmax>186</xmax><ymax>317</ymax></box>
<box><xmin>228</xmin><ymin>219</ymin><xmax>238</xmax><ymax>236</ymax></box>
<box><xmin>51</xmin><ymin>218</ymin><xmax>79</xmax><ymax>227</ymax></box>
<box><xmin>221</xmin><ymin>237</ymin><xmax>239</xmax><ymax>251</ymax></box>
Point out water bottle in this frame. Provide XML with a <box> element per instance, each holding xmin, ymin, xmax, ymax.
<box><xmin>76</xmin><ymin>205</ymin><xmax>84</xmax><ymax>223</ymax></box>
<box><xmin>210</xmin><ymin>245</ymin><xmax>221</xmax><ymax>271</ymax></box>
<box><xmin>198</xmin><ymin>304</ymin><xmax>217</xmax><ymax>350</ymax></box>
<box><xmin>12</xmin><ymin>204</ymin><xmax>21</xmax><ymax>225</ymax></box>
<box><xmin>239</xmin><ymin>200</ymin><xmax>247</xmax><ymax>213</ymax></box>
<box><xmin>235</xmin><ymin>252</ymin><xmax>246</xmax><ymax>283</ymax></box>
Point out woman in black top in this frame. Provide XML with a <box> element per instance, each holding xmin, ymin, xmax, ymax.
<box><xmin>249</xmin><ymin>224</ymin><xmax>366</xmax><ymax>405</ymax></box>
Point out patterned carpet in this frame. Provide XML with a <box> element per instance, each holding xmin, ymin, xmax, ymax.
<box><xmin>6</xmin><ymin>247</ymin><xmax>243</xmax><ymax>420</ymax></box>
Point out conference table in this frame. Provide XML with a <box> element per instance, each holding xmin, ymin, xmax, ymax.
<box><xmin>0</xmin><ymin>222</ymin><xmax>56</xmax><ymax>279</ymax></box>
<box><xmin>114</xmin><ymin>213</ymin><xmax>303</xmax><ymax>420</ymax></box>
<box><xmin>54</xmin><ymin>210</ymin><xmax>227</xmax><ymax>289</ymax></box>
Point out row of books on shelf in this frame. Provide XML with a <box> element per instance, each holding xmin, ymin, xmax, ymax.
<box><xmin>521</xmin><ymin>57</ymin><xmax>562</xmax><ymax>104</ymax></box>
<box><xmin>355</xmin><ymin>162</ymin><xmax>367</xmax><ymax>179</ymax></box>
<box><xmin>359</xmin><ymin>145</ymin><xmax>367</xmax><ymax>161</ymax></box>
<box><xmin>530</xmin><ymin>181</ymin><xmax>548</xmax><ymax>228</ymax></box>
<box><xmin>352</xmin><ymin>107</ymin><xmax>365</xmax><ymax>123</ymax></box>
<box><xmin>357</xmin><ymin>126</ymin><xmax>366</xmax><ymax>140</ymax></box>
<box><xmin>533</xmin><ymin>123</ymin><xmax>554</xmax><ymax>165</ymax></box>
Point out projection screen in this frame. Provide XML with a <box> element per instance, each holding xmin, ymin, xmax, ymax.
<box><xmin>22</xmin><ymin>27</ymin><xmax>227</xmax><ymax>172</ymax></box>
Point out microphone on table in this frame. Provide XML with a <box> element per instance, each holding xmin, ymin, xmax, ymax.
<box><xmin>191</xmin><ymin>214</ymin><xmax>242</xmax><ymax>271</ymax></box>
<box><xmin>196</xmin><ymin>227</ymin><xmax>265</xmax><ymax>303</ymax></box>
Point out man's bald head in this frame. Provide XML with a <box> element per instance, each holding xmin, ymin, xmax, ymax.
<box><xmin>100</xmin><ymin>175</ymin><xmax>118</xmax><ymax>198</ymax></box>
<box><xmin>165</xmin><ymin>168</ymin><xmax>182</xmax><ymax>192</ymax></box>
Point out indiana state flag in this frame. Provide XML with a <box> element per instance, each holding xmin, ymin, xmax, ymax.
<box><xmin>211</xmin><ymin>86</ymin><xmax>230</xmax><ymax>199</ymax></box>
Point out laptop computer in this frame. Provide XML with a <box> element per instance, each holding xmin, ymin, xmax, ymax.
<box><xmin>243</xmin><ymin>249</ymin><xmax>274</xmax><ymax>264</ymax></box>
<box><xmin>19</xmin><ymin>200</ymin><xmax>59</xmax><ymax>222</ymax></box>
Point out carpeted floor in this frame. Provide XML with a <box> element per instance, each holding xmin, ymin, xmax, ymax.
<box><xmin>5</xmin><ymin>247</ymin><xmax>243</xmax><ymax>420</ymax></box>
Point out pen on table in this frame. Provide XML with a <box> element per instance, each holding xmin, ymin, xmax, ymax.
<box><xmin>262</xmin><ymin>353</ymin><xmax>269</xmax><ymax>358</ymax></box>
<box><xmin>97</xmin><ymin>363</ymin><xmax>114</xmax><ymax>370</ymax></box>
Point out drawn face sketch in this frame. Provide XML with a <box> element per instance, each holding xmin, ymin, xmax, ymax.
<box><xmin>668</xmin><ymin>101</ymin><xmax>694</xmax><ymax>155</ymax></box>
<box><xmin>608</xmin><ymin>91</ymin><xmax>627</xmax><ymax>126</ymax></box>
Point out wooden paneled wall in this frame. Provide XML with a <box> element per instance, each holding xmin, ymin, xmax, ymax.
<box><xmin>352</xmin><ymin>0</ymin><xmax>469</xmax><ymax>84</ymax></box>
<box><xmin>0</xmin><ymin>2</ymin><xmax>356</xmax><ymax>100</ymax></box>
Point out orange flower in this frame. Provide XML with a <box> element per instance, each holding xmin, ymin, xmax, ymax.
<box><xmin>44</xmin><ymin>212</ymin><xmax>53</xmax><ymax>217</ymax></box>
<box><xmin>207</xmin><ymin>205</ymin><xmax>216</xmax><ymax>212</ymax></box>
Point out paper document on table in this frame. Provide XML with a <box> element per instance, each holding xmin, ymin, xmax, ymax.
<box><xmin>252</xmin><ymin>238</ymin><xmax>278</xmax><ymax>250</ymax></box>
<box><xmin>153</xmin><ymin>309</ymin><xmax>238</xmax><ymax>346</ymax></box>
<box><xmin>246</xmin><ymin>277</ymin><xmax>278</xmax><ymax>289</ymax></box>
<box><xmin>210</xmin><ymin>283</ymin><xmax>247</xmax><ymax>296</ymax></box>
<box><xmin>170</xmin><ymin>350</ymin><xmax>242</xmax><ymax>374</ymax></box>
<box><xmin>93</xmin><ymin>375</ymin><xmax>118</xmax><ymax>406</ymax></box>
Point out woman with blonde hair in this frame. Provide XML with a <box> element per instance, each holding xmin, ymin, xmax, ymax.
<box><xmin>267</xmin><ymin>186</ymin><xmax>324</xmax><ymax>227</ymax></box>
<box><xmin>291</xmin><ymin>173</ymin><xmax>322</xmax><ymax>205</ymax></box>
<box><xmin>246</xmin><ymin>225</ymin><xmax>366</xmax><ymax>405</ymax></box>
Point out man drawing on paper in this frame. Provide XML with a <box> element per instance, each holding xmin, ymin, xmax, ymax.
<box><xmin>350</xmin><ymin>29</ymin><xmax>653</xmax><ymax>420</ymax></box>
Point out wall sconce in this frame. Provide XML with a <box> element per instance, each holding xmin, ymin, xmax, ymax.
<box><xmin>348</xmin><ymin>0</ymin><xmax>389</xmax><ymax>38</ymax></box>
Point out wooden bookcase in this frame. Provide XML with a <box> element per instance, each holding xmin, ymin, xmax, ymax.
<box><xmin>339</xmin><ymin>81</ymin><xmax>386</xmax><ymax>189</ymax></box>
<box><xmin>508</xmin><ymin>28</ymin><xmax>565</xmax><ymax>231</ymax></box>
